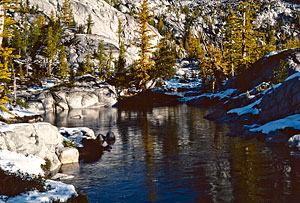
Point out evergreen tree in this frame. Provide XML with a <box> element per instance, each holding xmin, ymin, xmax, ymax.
<box><xmin>84</xmin><ymin>54</ymin><xmax>93</xmax><ymax>75</ymax></box>
<box><xmin>61</xmin><ymin>0</ymin><xmax>75</xmax><ymax>27</ymax></box>
<box><xmin>97</xmin><ymin>40</ymin><xmax>106</xmax><ymax>80</ymax></box>
<box><xmin>57</xmin><ymin>46</ymin><xmax>69</xmax><ymax>82</ymax></box>
<box><xmin>106</xmin><ymin>47</ymin><xmax>113</xmax><ymax>79</ymax></box>
<box><xmin>135</xmin><ymin>0</ymin><xmax>155</xmax><ymax>89</ymax></box>
<box><xmin>151</xmin><ymin>33</ymin><xmax>176</xmax><ymax>81</ymax></box>
<box><xmin>223</xmin><ymin>7</ymin><xmax>241</xmax><ymax>76</ymax></box>
<box><xmin>46</xmin><ymin>26</ymin><xmax>57</xmax><ymax>76</ymax></box>
<box><xmin>86</xmin><ymin>14</ymin><xmax>94</xmax><ymax>34</ymax></box>
<box><xmin>116</xmin><ymin>19</ymin><xmax>126</xmax><ymax>73</ymax></box>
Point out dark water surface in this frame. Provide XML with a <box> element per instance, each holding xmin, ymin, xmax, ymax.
<box><xmin>44</xmin><ymin>105</ymin><xmax>300</xmax><ymax>203</ymax></box>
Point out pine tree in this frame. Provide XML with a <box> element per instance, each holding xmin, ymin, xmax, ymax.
<box><xmin>135</xmin><ymin>0</ymin><xmax>155</xmax><ymax>89</ymax></box>
<box><xmin>57</xmin><ymin>46</ymin><xmax>69</xmax><ymax>82</ymax></box>
<box><xmin>223</xmin><ymin>7</ymin><xmax>241</xmax><ymax>76</ymax></box>
<box><xmin>106</xmin><ymin>47</ymin><xmax>113</xmax><ymax>79</ymax></box>
<box><xmin>86</xmin><ymin>14</ymin><xmax>94</xmax><ymax>34</ymax></box>
<box><xmin>46</xmin><ymin>26</ymin><xmax>57</xmax><ymax>76</ymax></box>
<box><xmin>61</xmin><ymin>0</ymin><xmax>75</xmax><ymax>27</ymax></box>
<box><xmin>116</xmin><ymin>19</ymin><xmax>126</xmax><ymax>73</ymax></box>
<box><xmin>97</xmin><ymin>40</ymin><xmax>106</xmax><ymax>80</ymax></box>
<box><xmin>84</xmin><ymin>54</ymin><xmax>93</xmax><ymax>75</ymax></box>
<box><xmin>151</xmin><ymin>33</ymin><xmax>176</xmax><ymax>81</ymax></box>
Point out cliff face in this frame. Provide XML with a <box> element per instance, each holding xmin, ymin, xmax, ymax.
<box><xmin>25</xmin><ymin>0</ymin><xmax>160</xmax><ymax>66</ymax></box>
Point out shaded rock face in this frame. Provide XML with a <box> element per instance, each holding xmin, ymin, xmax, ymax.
<box><xmin>27</xmin><ymin>76</ymin><xmax>118</xmax><ymax>113</ymax></box>
<box><xmin>226</xmin><ymin>48</ymin><xmax>300</xmax><ymax>91</ymax></box>
<box><xmin>0</xmin><ymin>123</ymin><xmax>64</xmax><ymax>171</ymax></box>
<box><xmin>258</xmin><ymin>76</ymin><xmax>300</xmax><ymax>123</ymax></box>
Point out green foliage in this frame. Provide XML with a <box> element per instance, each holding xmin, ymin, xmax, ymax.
<box><xmin>16</xmin><ymin>97</ymin><xmax>29</xmax><ymax>108</ymax></box>
<box><xmin>57</xmin><ymin>46</ymin><xmax>69</xmax><ymax>82</ymax></box>
<box><xmin>256</xmin><ymin>82</ymin><xmax>270</xmax><ymax>92</ymax></box>
<box><xmin>86</xmin><ymin>14</ymin><xmax>94</xmax><ymax>34</ymax></box>
<box><xmin>63</xmin><ymin>139</ymin><xmax>75</xmax><ymax>147</ymax></box>
<box><xmin>151</xmin><ymin>33</ymin><xmax>176</xmax><ymax>81</ymax></box>
<box><xmin>272</xmin><ymin>59</ymin><xmax>289</xmax><ymax>84</ymax></box>
<box><xmin>96</xmin><ymin>40</ymin><xmax>106</xmax><ymax>80</ymax></box>
<box><xmin>61</xmin><ymin>0</ymin><xmax>75</xmax><ymax>27</ymax></box>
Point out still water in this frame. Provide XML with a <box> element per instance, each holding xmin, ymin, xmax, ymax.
<box><xmin>44</xmin><ymin>105</ymin><xmax>300</xmax><ymax>203</ymax></box>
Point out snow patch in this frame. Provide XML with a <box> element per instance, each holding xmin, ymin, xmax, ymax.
<box><xmin>227</xmin><ymin>98</ymin><xmax>262</xmax><ymax>116</ymax></box>
<box><xmin>0</xmin><ymin>150</ymin><xmax>45</xmax><ymax>177</ymax></box>
<box><xmin>288</xmin><ymin>135</ymin><xmax>300</xmax><ymax>148</ymax></box>
<box><xmin>284</xmin><ymin>71</ymin><xmax>300</xmax><ymax>82</ymax></box>
<box><xmin>264</xmin><ymin>51</ymin><xmax>278</xmax><ymax>58</ymax></box>
<box><xmin>1</xmin><ymin>180</ymin><xmax>77</xmax><ymax>203</ymax></box>
<box><xmin>250</xmin><ymin>114</ymin><xmax>300</xmax><ymax>134</ymax></box>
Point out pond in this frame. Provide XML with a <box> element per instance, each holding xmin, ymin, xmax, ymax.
<box><xmin>44</xmin><ymin>105</ymin><xmax>300</xmax><ymax>202</ymax></box>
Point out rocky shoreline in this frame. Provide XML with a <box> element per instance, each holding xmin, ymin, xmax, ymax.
<box><xmin>1</xmin><ymin>49</ymin><xmax>300</xmax><ymax>201</ymax></box>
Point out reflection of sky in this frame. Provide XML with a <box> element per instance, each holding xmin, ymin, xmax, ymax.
<box><xmin>44</xmin><ymin>105</ymin><xmax>300</xmax><ymax>203</ymax></box>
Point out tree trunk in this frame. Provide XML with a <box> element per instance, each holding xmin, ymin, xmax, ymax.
<box><xmin>0</xmin><ymin>4</ymin><xmax>5</xmax><ymax>47</ymax></box>
<box><xmin>13</xmin><ymin>67</ymin><xmax>17</xmax><ymax>106</ymax></box>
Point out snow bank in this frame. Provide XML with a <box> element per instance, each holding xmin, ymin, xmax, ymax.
<box><xmin>249</xmin><ymin>114</ymin><xmax>300</xmax><ymax>134</ymax></box>
<box><xmin>0</xmin><ymin>150</ymin><xmax>45</xmax><ymax>177</ymax></box>
<box><xmin>228</xmin><ymin>98</ymin><xmax>262</xmax><ymax>116</ymax></box>
<box><xmin>284</xmin><ymin>71</ymin><xmax>300</xmax><ymax>82</ymax></box>
<box><xmin>264</xmin><ymin>51</ymin><xmax>278</xmax><ymax>58</ymax></box>
<box><xmin>0</xmin><ymin>108</ymin><xmax>37</xmax><ymax>119</ymax></box>
<box><xmin>1</xmin><ymin>180</ymin><xmax>77</xmax><ymax>203</ymax></box>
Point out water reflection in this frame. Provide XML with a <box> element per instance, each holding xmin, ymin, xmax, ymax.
<box><xmin>44</xmin><ymin>105</ymin><xmax>300</xmax><ymax>202</ymax></box>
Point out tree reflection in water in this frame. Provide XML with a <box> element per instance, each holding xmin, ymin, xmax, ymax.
<box><xmin>44</xmin><ymin>105</ymin><xmax>300</xmax><ymax>202</ymax></box>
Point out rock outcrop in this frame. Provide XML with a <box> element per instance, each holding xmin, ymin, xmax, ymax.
<box><xmin>226</xmin><ymin>48</ymin><xmax>300</xmax><ymax>91</ymax></box>
<box><xmin>258</xmin><ymin>74</ymin><xmax>300</xmax><ymax>123</ymax></box>
<box><xmin>27</xmin><ymin>0</ymin><xmax>160</xmax><ymax>66</ymax></box>
<box><xmin>0</xmin><ymin>122</ymin><xmax>79</xmax><ymax>171</ymax></box>
<box><xmin>27</xmin><ymin>76</ymin><xmax>118</xmax><ymax>114</ymax></box>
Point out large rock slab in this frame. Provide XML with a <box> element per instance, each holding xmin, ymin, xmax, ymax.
<box><xmin>258</xmin><ymin>74</ymin><xmax>300</xmax><ymax>123</ymax></box>
<box><xmin>27</xmin><ymin>76</ymin><xmax>118</xmax><ymax>113</ymax></box>
<box><xmin>0</xmin><ymin>122</ymin><xmax>71</xmax><ymax>171</ymax></box>
<box><xmin>56</xmin><ymin>147</ymin><xmax>79</xmax><ymax>165</ymax></box>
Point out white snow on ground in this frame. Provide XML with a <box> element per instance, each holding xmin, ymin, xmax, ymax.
<box><xmin>227</xmin><ymin>98</ymin><xmax>262</xmax><ymax>116</ymax></box>
<box><xmin>284</xmin><ymin>71</ymin><xmax>300</xmax><ymax>82</ymax></box>
<box><xmin>288</xmin><ymin>135</ymin><xmax>300</xmax><ymax>148</ymax></box>
<box><xmin>249</xmin><ymin>114</ymin><xmax>300</xmax><ymax>134</ymax></box>
<box><xmin>164</xmin><ymin>79</ymin><xmax>201</xmax><ymax>90</ymax></box>
<box><xmin>59</xmin><ymin>127</ymin><xmax>96</xmax><ymax>147</ymax></box>
<box><xmin>1</xmin><ymin>180</ymin><xmax>77</xmax><ymax>203</ymax></box>
<box><xmin>184</xmin><ymin>89</ymin><xmax>237</xmax><ymax>103</ymax></box>
<box><xmin>264</xmin><ymin>51</ymin><xmax>278</xmax><ymax>58</ymax></box>
<box><xmin>0</xmin><ymin>106</ymin><xmax>37</xmax><ymax>119</ymax></box>
<box><xmin>0</xmin><ymin>150</ymin><xmax>45</xmax><ymax>177</ymax></box>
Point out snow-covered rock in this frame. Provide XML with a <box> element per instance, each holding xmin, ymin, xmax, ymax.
<box><xmin>288</xmin><ymin>134</ymin><xmax>300</xmax><ymax>148</ymax></box>
<box><xmin>0</xmin><ymin>122</ymin><xmax>63</xmax><ymax>171</ymax></box>
<box><xmin>0</xmin><ymin>150</ymin><xmax>77</xmax><ymax>202</ymax></box>
<box><xmin>0</xmin><ymin>122</ymin><xmax>80</xmax><ymax>171</ymax></box>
